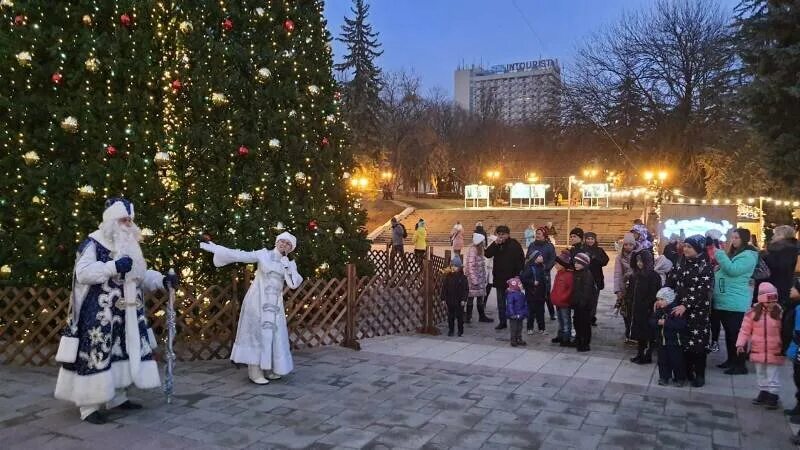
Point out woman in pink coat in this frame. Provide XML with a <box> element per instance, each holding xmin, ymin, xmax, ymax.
<box><xmin>450</xmin><ymin>222</ymin><xmax>464</xmax><ymax>256</ymax></box>
<box><xmin>464</xmin><ymin>233</ymin><xmax>492</xmax><ymax>323</ymax></box>
<box><xmin>736</xmin><ymin>282</ymin><xmax>784</xmax><ymax>409</ymax></box>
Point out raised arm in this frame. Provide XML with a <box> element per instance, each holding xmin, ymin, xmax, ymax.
<box><xmin>199</xmin><ymin>241</ymin><xmax>260</xmax><ymax>267</ymax></box>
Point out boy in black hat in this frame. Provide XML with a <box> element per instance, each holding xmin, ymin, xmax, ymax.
<box><xmin>440</xmin><ymin>255</ymin><xmax>468</xmax><ymax>337</ymax></box>
<box><xmin>571</xmin><ymin>252</ymin><xmax>597</xmax><ymax>352</ymax></box>
<box><xmin>568</xmin><ymin>227</ymin><xmax>584</xmax><ymax>257</ymax></box>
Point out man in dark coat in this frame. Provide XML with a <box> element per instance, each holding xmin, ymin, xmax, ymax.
<box><xmin>583</xmin><ymin>232</ymin><xmax>610</xmax><ymax>326</ymax></box>
<box><xmin>568</xmin><ymin>227</ymin><xmax>584</xmax><ymax>257</ymax></box>
<box><xmin>485</xmin><ymin>225</ymin><xmax>525</xmax><ymax>330</ymax></box>
<box><xmin>765</xmin><ymin>225</ymin><xmax>799</xmax><ymax>308</ymax></box>
<box><xmin>527</xmin><ymin>227</ymin><xmax>557</xmax><ymax>320</ymax></box>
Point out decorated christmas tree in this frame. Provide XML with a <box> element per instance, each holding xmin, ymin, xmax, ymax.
<box><xmin>0</xmin><ymin>0</ymin><xmax>369</xmax><ymax>287</ymax></box>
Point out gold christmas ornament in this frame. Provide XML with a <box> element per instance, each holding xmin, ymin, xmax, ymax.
<box><xmin>255</xmin><ymin>7</ymin><xmax>265</xmax><ymax>17</ymax></box>
<box><xmin>15</xmin><ymin>51</ymin><xmax>32</xmax><ymax>67</ymax></box>
<box><xmin>77</xmin><ymin>185</ymin><xmax>95</xmax><ymax>198</ymax></box>
<box><xmin>273</xmin><ymin>221</ymin><xmax>286</xmax><ymax>231</ymax></box>
<box><xmin>288</xmin><ymin>110</ymin><xmax>297</xmax><ymax>118</ymax></box>
<box><xmin>334</xmin><ymin>226</ymin><xmax>345</xmax><ymax>237</ymax></box>
<box><xmin>325</xmin><ymin>114</ymin><xmax>336</xmax><ymax>124</ymax></box>
<box><xmin>342</xmin><ymin>171</ymin><xmax>351</xmax><ymax>180</ymax></box>
<box><xmin>60</xmin><ymin>116</ymin><xmax>79</xmax><ymax>133</ymax></box>
<box><xmin>81</xmin><ymin>14</ymin><xmax>92</xmax><ymax>26</ymax></box>
<box><xmin>256</xmin><ymin>67</ymin><xmax>271</xmax><ymax>83</ymax></box>
<box><xmin>317</xmin><ymin>262</ymin><xmax>330</xmax><ymax>272</ymax></box>
<box><xmin>141</xmin><ymin>228</ymin><xmax>154</xmax><ymax>239</ymax></box>
<box><xmin>211</xmin><ymin>92</ymin><xmax>229</xmax><ymax>106</ymax></box>
<box><xmin>179</xmin><ymin>21</ymin><xmax>193</xmax><ymax>33</ymax></box>
<box><xmin>307</xmin><ymin>85</ymin><xmax>320</xmax><ymax>95</ymax></box>
<box><xmin>268</xmin><ymin>138</ymin><xmax>281</xmax><ymax>149</ymax></box>
<box><xmin>1</xmin><ymin>0</ymin><xmax>15</xmax><ymax>8</ymax></box>
<box><xmin>154</xmin><ymin>151</ymin><xmax>171</xmax><ymax>167</ymax></box>
<box><xmin>237</xmin><ymin>192</ymin><xmax>252</xmax><ymax>204</ymax></box>
<box><xmin>0</xmin><ymin>265</ymin><xmax>11</xmax><ymax>279</ymax></box>
<box><xmin>84</xmin><ymin>57</ymin><xmax>100</xmax><ymax>72</ymax></box>
<box><xmin>31</xmin><ymin>196</ymin><xmax>43</xmax><ymax>205</ymax></box>
<box><xmin>294</xmin><ymin>172</ymin><xmax>307</xmax><ymax>184</ymax></box>
<box><xmin>22</xmin><ymin>151</ymin><xmax>40</xmax><ymax>166</ymax></box>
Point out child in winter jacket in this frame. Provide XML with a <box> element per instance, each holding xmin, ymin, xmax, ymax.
<box><xmin>650</xmin><ymin>287</ymin><xmax>688</xmax><ymax>386</ymax></box>
<box><xmin>736</xmin><ymin>282</ymin><xmax>784</xmax><ymax>409</ymax></box>
<box><xmin>550</xmin><ymin>251</ymin><xmax>574</xmax><ymax>346</ymax></box>
<box><xmin>571</xmin><ymin>253</ymin><xmax>597</xmax><ymax>352</ymax></box>
<box><xmin>505</xmin><ymin>277</ymin><xmax>528</xmax><ymax>347</ymax></box>
<box><xmin>440</xmin><ymin>255</ymin><xmax>469</xmax><ymax>337</ymax></box>
<box><xmin>520</xmin><ymin>249</ymin><xmax>547</xmax><ymax>335</ymax></box>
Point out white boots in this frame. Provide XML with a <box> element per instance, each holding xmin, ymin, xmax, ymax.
<box><xmin>248</xmin><ymin>365</ymin><xmax>269</xmax><ymax>385</ymax></box>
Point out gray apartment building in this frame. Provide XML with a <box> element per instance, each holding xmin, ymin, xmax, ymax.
<box><xmin>454</xmin><ymin>59</ymin><xmax>561</xmax><ymax>123</ymax></box>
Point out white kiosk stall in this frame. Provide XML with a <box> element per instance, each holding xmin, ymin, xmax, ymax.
<box><xmin>465</xmin><ymin>184</ymin><xmax>491</xmax><ymax>208</ymax></box>
<box><xmin>582</xmin><ymin>183</ymin><xmax>610</xmax><ymax>207</ymax></box>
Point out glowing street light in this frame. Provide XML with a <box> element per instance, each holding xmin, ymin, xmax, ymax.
<box><xmin>643</xmin><ymin>171</ymin><xmax>654</xmax><ymax>182</ymax></box>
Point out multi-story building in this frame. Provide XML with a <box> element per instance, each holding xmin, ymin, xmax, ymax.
<box><xmin>454</xmin><ymin>59</ymin><xmax>561</xmax><ymax>123</ymax></box>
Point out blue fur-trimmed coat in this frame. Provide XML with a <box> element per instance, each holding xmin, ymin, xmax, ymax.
<box><xmin>54</xmin><ymin>233</ymin><xmax>164</xmax><ymax>407</ymax></box>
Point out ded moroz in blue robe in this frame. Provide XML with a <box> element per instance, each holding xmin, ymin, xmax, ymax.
<box><xmin>54</xmin><ymin>232</ymin><xmax>163</xmax><ymax>407</ymax></box>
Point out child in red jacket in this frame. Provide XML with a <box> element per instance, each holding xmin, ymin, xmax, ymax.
<box><xmin>736</xmin><ymin>282</ymin><xmax>784</xmax><ymax>409</ymax></box>
<box><xmin>550</xmin><ymin>251</ymin><xmax>575</xmax><ymax>347</ymax></box>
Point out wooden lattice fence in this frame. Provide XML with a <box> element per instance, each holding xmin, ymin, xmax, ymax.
<box><xmin>0</xmin><ymin>248</ymin><xmax>454</xmax><ymax>366</ymax></box>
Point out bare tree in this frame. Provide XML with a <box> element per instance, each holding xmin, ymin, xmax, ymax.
<box><xmin>569</xmin><ymin>0</ymin><xmax>740</xmax><ymax>190</ymax></box>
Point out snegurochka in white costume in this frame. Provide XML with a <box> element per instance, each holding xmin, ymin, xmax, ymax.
<box><xmin>54</xmin><ymin>198</ymin><xmax>178</xmax><ymax>424</ymax></box>
<box><xmin>199</xmin><ymin>232</ymin><xmax>302</xmax><ymax>384</ymax></box>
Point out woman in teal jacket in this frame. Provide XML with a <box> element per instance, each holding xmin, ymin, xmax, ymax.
<box><xmin>713</xmin><ymin>228</ymin><xmax>759</xmax><ymax>375</ymax></box>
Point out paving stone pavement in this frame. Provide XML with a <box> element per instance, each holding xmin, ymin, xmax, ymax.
<box><xmin>1</xmin><ymin>255</ymin><xmax>798</xmax><ymax>449</ymax></box>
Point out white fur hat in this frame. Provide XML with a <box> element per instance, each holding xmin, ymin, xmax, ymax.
<box><xmin>275</xmin><ymin>231</ymin><xmax>297</xmax><ymax>251</ymax></box>
<box><xmin>102</xmin><ymin>198</ymin><xmax>134</xmax><ymax>222</ymax></box>
<box><xmin>706</xmin><ymin>229</ymin><xmax>722</xmax><ymax>240</ymax></box>
<box><xmin>472</xmin><ymin>233</ymin><xmax>485</xmax><ymax>246</ymax></box>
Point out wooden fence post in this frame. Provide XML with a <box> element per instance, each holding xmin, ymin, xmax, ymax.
<box><xmin>444</xmin><ymin>250</ymin><xmax>451</xmax><ymax>265</ymax></box>
<box><xmin>417</xmin><ymin>259</ymin><xmax>439</xmax><ymax>335</ymax></box>
<box><xmin>341</xmin><ymin>263</ymin><xmax>361</xmax><ymax>350</ymax></box>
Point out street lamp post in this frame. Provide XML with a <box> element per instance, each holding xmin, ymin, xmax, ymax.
<box><xmin>566</xmin><ymin>175</ymin><xmax>574</xmax><ymax>246</ymax></box>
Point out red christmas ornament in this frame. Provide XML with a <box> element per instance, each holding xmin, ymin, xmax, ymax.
<box><xmin>283</xmin><ymin>19</ymin><xmax>295</xmax><ymax>32</ymax></box>
<box><xmin>106</xmin><ymin>145</ymin><xmax>117</xmax><ymax>157</ymax></box>
<box><xmin>320</xmin><ymin>137</ymin><xmax>330</xmax><ymax>147</ymax></box>
<box><xmin>222</xmin><ymin>18</ymin><xmax>233</xmax><ymax>31</ymax></box>
<box><xmin>237</xmin><ymin>145</ymin><xmax>249</xmax><ymax>156</ymax></box>
<box><xmin>171</xmin><ymin>79</ymin><xmax>182</xmax><ymax>92</ymax></box>
<box><xmin>334</xmin><ymin>91</ymin><xmax>343</xmax><ymax>101</ymax></box>
<box><xmin>308</xmin><ymin>219</ymin><xmax>319</xmax><ymax>231</ymax></box>
<box><xmin>57</xmin><ymin>244</ymin><xmax>66</xmax><ymax>252</ymax></box>
<box><xmin>51</xmin><ymin>72</ymin><xmax>63</xmax><ymax>85</ymax></box>
<box><xmin>14</xmin><ymin>15</ymin><xmax>25</xmax><ymax>26</ymax></box>
<box><xmin>120</xmin><ymin>13</ymin><xmax>132</xmax><ymax>27</ymax></box>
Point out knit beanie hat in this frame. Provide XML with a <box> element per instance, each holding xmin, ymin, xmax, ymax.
<box><xmin>584</xmin><ymin>231</ymin><xmax>597</xmax><ymax>240</ymax></box>
<box><xmin>506</xmin><ymin>277</ymin><xmax>522</xmax><ymax>292</ymax></box>
<box><xmin>573</xmin><ymin>252</ymin><xmax>591</xmax><ymax>268</ymax></box>
<box><xmin>622</xmin><ymin>232</ymin><xmax>636</xmax><ymax>245</ymax></box>
<box><xmin>684</xmin><ymin>234</ymin><xmax>706</xmax><ymax>254</ymax></box>
<box><xmin>536</xmin><ymin>226</ymin><xmax>549</xmax><ymax>238</ymax></box>
<box><xmin>570</xmin><ymin>227</ymin><xmax>584</xmax><ymax>239</ymax></box>
<box><xmin>555</xmin><ymin>250</ymin><xmax>573</xmax><ymax>269</ymax></box>
<box><xmin>705</xmin><ymin>229</ymin><xmax>722</xmax><ymax>241</ymax></box>
<box><xmin>496</xmin><ymin>225</ymin><xmax>511</xmax><ymax>234</ymax></box>
<box><xmin>450</xmin><ymin>254</ymin><xmax>463</xmax><ymax>268</ymax></box>
<box><xmin>757</xmin><ymin>282</ymin><xmax>778</xmax><ymax>303</ymax></box>
<box><xmin>656</xmin><ymin>287</ymin><xmax>676</xmax><ymax>305</ymax></box>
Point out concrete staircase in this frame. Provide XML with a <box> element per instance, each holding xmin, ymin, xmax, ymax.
<box><xmin>372</xmin><ymin>208</ymin><xmax>642</xmax><ymax>250</ymax></box>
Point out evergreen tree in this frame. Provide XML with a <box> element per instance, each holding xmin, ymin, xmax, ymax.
<box><xmin>0</xmin><ymin>1</ymin><xmax>369</xmax><ymax>287</ymax></box>
<box><xmin>335</xmin><ymin>0</ymin><xmax>383</xmax><ymax>158</ymax></box>
<box><xmin>736</xmin><ymin>0</ymin><xmax>800</xmax><ymax>194</ymax></box>
<box><xmin>0</xmin><ymin>1</ymin><xmax>166</xmax><ymax>286</ymax></box>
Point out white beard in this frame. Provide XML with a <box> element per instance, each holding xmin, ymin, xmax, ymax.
<box><xmin>103</xmin><ymin>220</ymin><xmax>146</xmax><ymax>282</ymax></box>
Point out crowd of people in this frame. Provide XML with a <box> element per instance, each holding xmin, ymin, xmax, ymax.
<box><xmin>434</xmin><ymin>218</ymin><xmax>800</xmax><ymax>443</ymax></box>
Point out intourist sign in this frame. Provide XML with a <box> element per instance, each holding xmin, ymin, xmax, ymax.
<box><xmin>491</xmin><ymin>59</ymin><xmax>557</xmax><ymax>73</ymax></box>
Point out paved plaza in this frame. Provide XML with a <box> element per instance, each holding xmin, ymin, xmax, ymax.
<box><xmin>1</xmin><ymin>260</ymin><xmax>798</xmax><ymax>449</ymax></box>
